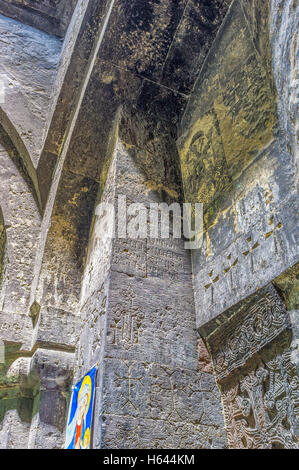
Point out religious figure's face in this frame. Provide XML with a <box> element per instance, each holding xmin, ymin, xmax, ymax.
<box><xmin>77</xmin><ymin>393</ymin><xmax>88</xmax><ymax>425</ymax></box>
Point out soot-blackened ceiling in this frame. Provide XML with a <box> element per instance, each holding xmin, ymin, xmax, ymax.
<box><xmin>96</xmin><ymin>0</ymin><xmax>233</xmax><ymax>94</ymax></box>
<box><xmin>0</xmin><ymin>0</ymin><xmax>233</xmax><ymax>91</ymax></box>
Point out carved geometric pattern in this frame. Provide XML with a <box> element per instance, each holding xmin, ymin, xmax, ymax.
<box><xmin>208</xmin><ymin>285</ymin><xmax>291</xmax><ymax>381</ymax></box>
<box><xmin>220</xmin><ymin>332</ymin><xmax>298</xmax><ymax>449</ymax></box>
<box><xmin>206</xmin><ymin>285</ymin><xmax>298</xmax><ymax>449</ymax></box>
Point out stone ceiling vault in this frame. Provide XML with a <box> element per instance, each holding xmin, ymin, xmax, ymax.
<box><xmin>34</xmin><ymin>0</ymin><xmax>234</xmax><ymax>208</ymax></box>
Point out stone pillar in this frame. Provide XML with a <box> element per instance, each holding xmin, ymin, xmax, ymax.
<box><xmin>0</xmin><ymin>355</ymin><xmax>32</xmax><ymax>449</ymax></box>
<box><xmin>75</xmin><ymin>137</ymin><xmax>226</xmax><ymax>449</ymax></box>
<box><xmin>27</xmin><ymin>349</ymin><xmax>73</xmax><ymax>449</ymax></box>
<box><xmin>0</xmin><ymin>306</ymin><xmax>77</xmax><ymax>449</ymax></box>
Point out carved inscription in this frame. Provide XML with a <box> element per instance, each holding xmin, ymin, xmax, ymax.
<box><xmin>147</xmin><ymin>246</ymin><xmax>187</xmax><ymax>281</ymax></box>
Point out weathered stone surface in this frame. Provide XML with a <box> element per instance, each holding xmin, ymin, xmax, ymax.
<box><xmin>0</xmin><ymin>348</ymin><xmax>74</xmax><ymax>449</ymax></box>
<box><xmin>203</xmin><ymin>283</ymin><xmax>298</xmax><ymax>448</ymax></box>
<box><xmin>0</xmin><ymin>409</ymin><xmax>31</xmax><ymax>449</ymax></box>
<box><xmin>177</xmin><ymin>0</ymin><xmax>299</xmax><ymax>329</ymax></box>
<box><xmin>270</xmin><ymin>0</ymin><xmax>299</xmax><ymax>169</ymax></box>
<box><xmin>34</xmin><ymin>170</ymin><xmax>98</xmax><ymax>313</ymax></box>
<box><xmin>0</xmin><ymin>311</ymin><xmax>32</xmax><ymax>346</ymax></box>
<box><xmin>98</xmin><ymin>0</ymin><xmax>188</xmax><ymax>81</ymax></box>
<box><xmin>36</xmin><ymin>0</ymin><xmax>112</xmax><ymax>207</ymax></box>
<box><xmin>100</xmin><ymin>415</ymin><xmax>226</xmax><ymax>449</ymax></box>
<box><xmin>0</xmin><ymin>208</ymin><xmax>5</xmax><ymax>287</ymax></box>
<box><xmin>178</xmin><ymin>0</ymin><xmax>277</xmax><ymax>208</ymax></box>
<box><xmin>0</xmin><ymin>0</ymin><xmax>77</xmax><ymax>37</ymax></box>
<box><xmin>275</xmin><ymin>263</ymin><xmax>299</xmax><ymax>379</ymax></box>
<box><xmin>206</xmin><ymin>285</ymin><xmax>291</xmax><ymax>380</ymax></box>
<box><xmin>0</xmin><ymin>142</ymin><xmax>41</xmax><ymax>314</ymax></box>
<box><xmin>197</xmin><ymin>338</ymin><xmax>214</xmax><ymax>374</ymax></box>
<box><xmin>27</xmin><ymin>349</ymin><xmax>74</xmax><ymax>449</ymax></box>
<box><xmin>31</xmin><ymin>306</ymin><xmax>79</xmax><ymax>351</ymax></box>
<box><xmin>0</xmin><ymin>0</ymin><xmax>297</xmax><ymax>451</ymax></box>
<box><xmin>161</xmin><ymin>0</ymin><xmax>233</xmax><ymax>93</ymax></box>
<box><xmin>36</xmin><ymin>0</ymin><xmax>231</xmax><ymax>210</ymax></box>
<box><xmin>0</xmin><ymin>14</ymin><xmax>62</xmax><ymax>167</ymax></box>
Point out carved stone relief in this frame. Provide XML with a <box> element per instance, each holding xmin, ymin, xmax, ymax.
<box><xmin>221</xmin><ymin>332</ymin><xmax>298</xmax><ymax>449</ymax></box>
<box><xmin>208</xmin><ymin>285</ymin><xmax>291</xmax><ymax>381</ymax></box>
<box><xmin>206</xmin><ymin>285</ymin><xmax>298</xmax><ymax>449</ymax></box>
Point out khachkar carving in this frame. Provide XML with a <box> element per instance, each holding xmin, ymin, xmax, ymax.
<box><xmin>207</xmin><ymin>285</ymin><xmax>298</xmax><ymax>449</ymax></box>
<box><xmin>209</xmin><ymin>285</ymin><xmax>291</xmax><ymax>381</ymax></box>
<box><xmin>221</xmin><ymin>335</ymin><xmax>298</xmax><ymax>449</ymax></box>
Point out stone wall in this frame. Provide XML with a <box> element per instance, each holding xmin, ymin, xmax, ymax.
<box><xmin>177</xmin><ymin>0</ymin><xmax>298</xmax><ymax>330</ymax></box>
<box><xmin>177</xmin><ymin>0</ymin><xmax>298</xmax><ymax>449</ymax></box>
<box><xmin>0</xmin><ymin>0</ymin><xmax>77</xmax><ymax>37</ymax></box>
<box><xmin>0</xmin><ymin>14</ymin><xmax>62</xmax><ymax>168</ymax></box>
<box><xmin>0</xmin><ymin>207</ymin><xmax>5</xmax><ymax>287</ymax></box>
<box><xmin>270</xmin><ymin>0</ymin><xmax>299</xmax><ymax>166</ymax></box>
<box><xmin>0</xmin><ymin>141</ymin><xmax>41</xmax><ymax>314</ymax></box>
